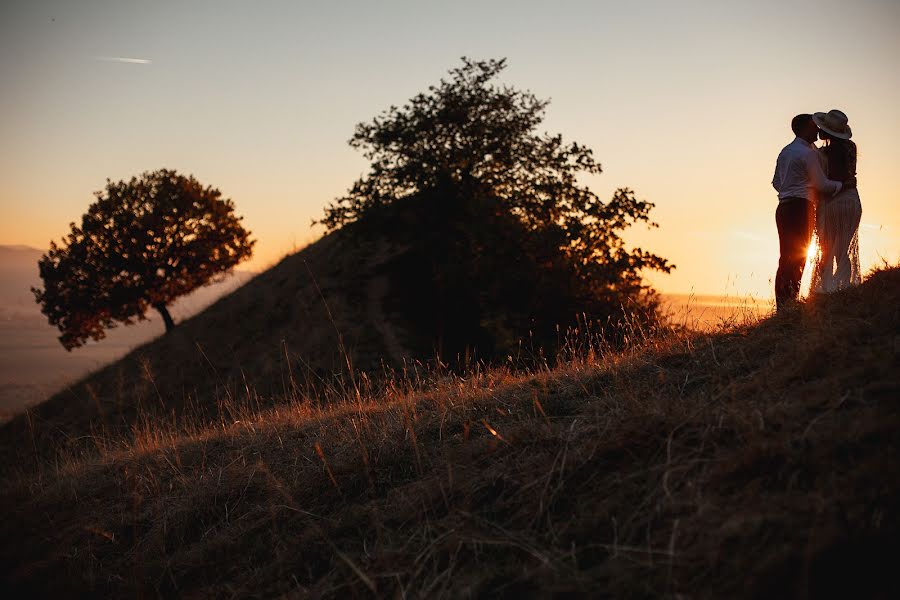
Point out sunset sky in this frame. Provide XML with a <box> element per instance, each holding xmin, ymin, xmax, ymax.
<box><xmin>2</xmin><ymin>0</ymin><xmax>898</xmax><ymax>297</ymax></box>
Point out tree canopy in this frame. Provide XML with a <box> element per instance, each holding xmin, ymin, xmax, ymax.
<box><xmin>33</xmin><ymin>169</ymin><xmax>254</xmax><ymax>350</ymax></box>
<box><xmin>322</xmin><ymin>58</ymin><xmax>673</xmax><ymax>360</ymax></box>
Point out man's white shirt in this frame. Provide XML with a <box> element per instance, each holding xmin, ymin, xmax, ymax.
<box><xmin>772</xmin><ymin>137</ymin><xmax>842</xmax><ymax>203</ymax></box>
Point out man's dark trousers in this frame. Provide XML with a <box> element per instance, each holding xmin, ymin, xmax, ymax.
<box><xmin>775</xmin><ymin>197</ymin><xmax>814</xmax><ymax>311</ymax></box>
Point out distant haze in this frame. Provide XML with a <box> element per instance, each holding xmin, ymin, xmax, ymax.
<box><xmin>0</xmin><ymin>245</ymin><xmax>43</xmax><ymax>308</ymax></box>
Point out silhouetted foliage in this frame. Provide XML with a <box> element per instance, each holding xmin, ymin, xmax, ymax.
<box><xmin>33</xmin><ymin>169</ymin><xmax>254</xmax><ymax>350</ymax></box>
<box><xmin>322</xmin><ymin>58</ymin><xmax>673</xmax><ymax>361</ymax></box>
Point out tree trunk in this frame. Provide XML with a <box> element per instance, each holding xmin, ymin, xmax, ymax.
<box><xmin>153</xmin><ymin>303</ymin><xmax>175</xmax><ymax>332</ymax></box>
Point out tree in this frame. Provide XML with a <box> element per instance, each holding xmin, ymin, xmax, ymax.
<box><xmin>321</xmin><ymin>58</ymin><xmax>673</xmax><ymax>359</ymax></box>
<box><xmin>33</xmin><ymin>169</ymin><xmax>254</xmax><ymax>350</ymax></box>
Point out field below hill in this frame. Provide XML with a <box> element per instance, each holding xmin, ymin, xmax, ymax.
<box><xmin>1</xmin><ymin>267</ymin><xmax>898</xmax><ymax>598</ymax></box>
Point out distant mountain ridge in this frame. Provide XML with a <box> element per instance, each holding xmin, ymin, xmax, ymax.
<box><xmin>0</xmin><ymin>244</ymin><xmax>42</xmax><ymax>253</ymax></box>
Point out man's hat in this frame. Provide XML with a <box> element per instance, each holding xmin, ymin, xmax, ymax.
<box><xmin>813</xmin><ymin>109</ymin><xmax>852</xmax><ymax>140</ymax></box>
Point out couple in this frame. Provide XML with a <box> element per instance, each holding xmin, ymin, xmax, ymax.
<box><xmin>772</xmin><ymin>109</ymin><xmax>862</xmax><ymax>312</ymax></box>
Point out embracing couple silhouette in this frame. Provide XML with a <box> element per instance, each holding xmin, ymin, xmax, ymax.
<box><xmin>772</xmin><ymin>109</ymin><xmax>862</xmax><ymax>312</ymax></box>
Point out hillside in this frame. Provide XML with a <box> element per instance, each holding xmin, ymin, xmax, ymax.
<box><xmin>0</xmin><ymin>191</ymin><xmax>676</xmax><ymax>465</ymax></box>
<box><xmin>0</xmin><ymin>223</ymin><xmax>416</xmax><ymax>465</ymax></box>
<box><xmin>1</xmin><ymin>266</ymin><xmax>897</xmax><ymax>598</ymax></box>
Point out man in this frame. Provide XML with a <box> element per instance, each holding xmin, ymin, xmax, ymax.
<box><xmin>771</xmin><ymin>114</ymin><xmax>843</xmax><ymax>312</ymax></box>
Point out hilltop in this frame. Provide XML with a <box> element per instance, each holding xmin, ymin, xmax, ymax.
<box><xmin>1</xmin><ymin>266</ymin><xmax>897</xmax><ymax>598</ymax></box>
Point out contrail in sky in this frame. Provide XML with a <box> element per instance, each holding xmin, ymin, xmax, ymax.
<box><xmin>94</xmin><ymin>56</ymin><xmax>152</xmax><ymax>64</ymax></box>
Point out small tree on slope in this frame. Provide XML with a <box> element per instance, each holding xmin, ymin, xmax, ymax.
<box><xmin>33</xmin><ymin>169</ymin><xmax>254</xmax><ymax>350</ymax></box>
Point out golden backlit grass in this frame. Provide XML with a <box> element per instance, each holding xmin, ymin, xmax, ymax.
<box><xmin>1</xmin><ymin>267</ymin><xmax>898</xmax><ymax>598</ymax></box>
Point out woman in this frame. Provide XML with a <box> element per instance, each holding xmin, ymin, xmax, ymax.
<box><xmin>811</xmin><ymin>109</ymin><xmax>863</xmax><ymax>293</ymax></box>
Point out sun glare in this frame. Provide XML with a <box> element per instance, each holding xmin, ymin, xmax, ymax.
<box><xmin>798</xmin><ymin>238</ymin><xmax>821</xmax><ymax>297</ymax></box>
<box><xmin>806</xmin><ymin>239</ymin><xmax>819</xmax><ymax>263</ymax></box>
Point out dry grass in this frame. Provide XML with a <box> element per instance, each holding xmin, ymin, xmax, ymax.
<box><xmin>1</xmin><ymin>267</ymin><xmax>899</xmax><ymax>598</ymax></box>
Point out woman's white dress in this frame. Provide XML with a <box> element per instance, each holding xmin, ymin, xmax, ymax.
<box><xmin>811</xmin><ymin>146</ymin><xmax>862</xmax><ymax>293</ymax></box>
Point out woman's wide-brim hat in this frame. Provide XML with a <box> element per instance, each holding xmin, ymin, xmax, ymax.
<box><xmin>813</xmin><ymin>109</ymin><xmax>852</xmax><ymax>139</ymax></box>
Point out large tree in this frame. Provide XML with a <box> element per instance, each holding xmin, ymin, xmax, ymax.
<box><xmin>33</xmin><ymin>169</ymin><xmax>254</xmax><ymax>350</ymax></box>
<box><xmin>322</xmin><ymin>58</ymin><xmax>673</xmax><ymax>359</ymax></box>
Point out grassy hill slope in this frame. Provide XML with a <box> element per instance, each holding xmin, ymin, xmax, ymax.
<box><xmin>2</xmin><ymin>267</ymin><xmax>897</xmax><ymax>598</ymax></box>
<box><xmin>0</xmin><ymin>223</ymin><xmax>416</xmax><ymax>467</ymax></box>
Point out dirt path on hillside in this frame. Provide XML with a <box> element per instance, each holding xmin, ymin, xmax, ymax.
<box><xmin>366</xmin><ymin>240</ymin><xmax>407</xmax><ymax>365</ymax></box>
